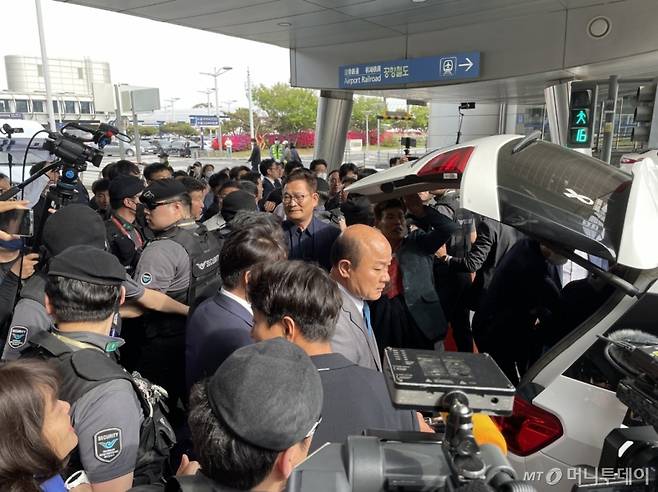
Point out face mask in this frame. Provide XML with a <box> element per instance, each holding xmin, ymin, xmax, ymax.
<box><xmin>204</xmin><ymin>171</ymin><xmax>213</xmax><ymax>178</ymax></box>
<box><xmin>0</xmin><ymin>238</ymin><xmax>24</xmax><ymax>251</ymax></box>
<box><xmin>317</xmin><ymin>172</ymin><xmax>327</xmax><ymax>181</ymax></box>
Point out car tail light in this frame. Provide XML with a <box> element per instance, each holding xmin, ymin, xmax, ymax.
<box><xmin>418</xmin><ymin>146</ymin><xmax>474</xmax><ymax>177</ymax></box>
<box><xmin>492</xmin><ymin>396</ymin><xmax>563</xmax><ymax>456</ymax></box>
<box><xmin>620</xmin><ymin>157</ymin><xmax>639</xmax><ymax>164</ymax></box>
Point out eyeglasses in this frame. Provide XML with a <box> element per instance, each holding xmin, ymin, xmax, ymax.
<box><xmin>282</xmin><ymin>193</ymin><xmax>308</xmax><ymax>204</ymax></box>
<box><xmin>144</xmin><ymin>199</ymin><xmax>180</xmax><ymax>211</ymax></box>
<box><xmin>305</xmin><ymin>416</ymin><xmax>322</xmax><ymax>439</ymax></box>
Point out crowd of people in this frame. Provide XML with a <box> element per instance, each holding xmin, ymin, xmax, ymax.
<box><xmin>0</xmin><ymin>145</ymin><xmax>601</xmax><ymax>492</ymax></box>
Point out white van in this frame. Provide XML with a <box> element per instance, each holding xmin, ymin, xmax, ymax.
<box><xmin>0</xmin><ymin>119</ymin><xmax>51</xmax><ymax>183</ymax></box>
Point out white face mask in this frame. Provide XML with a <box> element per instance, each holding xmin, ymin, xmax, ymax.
<box><xmin>317</xmin><ymin>172</ymin><xmax>327</xmax><ymax>181</ymax></box>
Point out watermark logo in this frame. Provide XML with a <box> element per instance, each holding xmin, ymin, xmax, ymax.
<box><xmin>523</xmin><ymin>466</ymin><xmax>650</xmax><ymax>487</ymax></box>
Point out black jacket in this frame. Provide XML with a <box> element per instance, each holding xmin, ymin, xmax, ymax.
<box><xmin>449</xmin><ymin>217</ymin><xmax>523</xmax><ymax>310</ymax></box>
<box><xmin>247</xmin><ymin>145</ymin><xmax>261</xmax><ymax>171</ymax></box>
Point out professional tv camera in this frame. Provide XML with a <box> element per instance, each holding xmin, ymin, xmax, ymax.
<box><xmin>287</xmin><ymin>347</ymin><xmax>532</xmax><ymax>492</ymax></box>
<box><xmin>0</xmin><ymin>121</ymin><xmax>128</xmax><ymax>246</ymax></box>
<box><xmin>572</xmin><ymin>330</ymin><xmax>658</xmax><ymax>491</ymax></box>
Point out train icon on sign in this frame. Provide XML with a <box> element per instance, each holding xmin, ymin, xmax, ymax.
<box><xmin>440</xmin><ymin>57</ymin><xmax>457</xmax><ymax>76</ymax></box>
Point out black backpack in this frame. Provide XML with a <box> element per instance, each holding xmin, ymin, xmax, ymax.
<box><xmin>23</xmin><ymin>331</ymin><xmax>176</xmax><ymax>485</ymax></box>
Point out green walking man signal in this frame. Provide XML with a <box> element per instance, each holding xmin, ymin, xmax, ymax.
<box><xmin>567</xmin><ymin>81</ymin><xmax>598</xmax><ymax>149</ymax></box>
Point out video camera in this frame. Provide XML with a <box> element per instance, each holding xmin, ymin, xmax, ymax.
<box><xmin>571</xmin><ymin>331</ymin><xmax>658</xmax><ymax>491</ymax></box>
<box><xmin>286</xmin><ymin>347</ymin><xmax>531</xmax><ymax>492</ymax></box>
<box><xmin>0</xmin><ymin>121</ymin><xmax>129</xmax><ymax>247</ymax></box>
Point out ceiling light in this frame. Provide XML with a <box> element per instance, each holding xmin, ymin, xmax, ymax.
<box><xmin>411</xmin><ymin>0</ymin><xmax>428</xmax><ymax>3</ymax></box>
<box><xmin>278</xmin><ymin>21</ymin><xmax>292</xmax><ymax>27</ymax></box>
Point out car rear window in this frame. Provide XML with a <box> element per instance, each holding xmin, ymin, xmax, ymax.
<box><xmin>496</xmin><ymin>140</ymin><xmax>632</xmax><ymax>262</ymax></box>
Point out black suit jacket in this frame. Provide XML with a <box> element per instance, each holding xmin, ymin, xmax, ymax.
<box><xmin>282</xmin><ymin>216</ymin><xmax>340</xmax><ymax>271</ymax></box>
<box><xmin>262</xmin><ymin>177</ymin><xmax>278</xmax><ymax>201</ymax></box>
<box><xmin>247</xmin><ymin>145</ymin><xmax>261</xmax><ymax>171</ymax></box>
<box><xmin>449</xmin><ymin>217</ymin><xmax>524</xmax><ymax>309</ymax></box>
<box><xmin>310</xmin><ymin>353</ymin><xmax>418</xmax><ymax>453</ymax></box>
<box><xmin>185</xmin><ymin>292</ymin><xmax>253</xmax><ymax>390</ymax></box>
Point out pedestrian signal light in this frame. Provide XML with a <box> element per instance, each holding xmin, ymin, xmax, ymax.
<box><xmin>567</xmin><ymin>82</ymin><xmax>598</xmax><ymax>149</ymax></box>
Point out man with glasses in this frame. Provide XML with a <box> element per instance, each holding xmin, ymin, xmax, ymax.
<box><xmin>105</xmin><ymin>175</ymin><xmax>145</xmax><ymax>276</ymax></box>
<box><xmin>153</xmin><ymin>338</ymin><xmax>323</xmax><ymax>491</ymax></box>
<box><xmin>281</xmin><ymin>169</ymin><xmax>340</xmax><ymax>271</ymax></box>
<box><xmin>133</xmin><ymin>179</ymin><xmax>222</xmax><ymax>423</ymax></box>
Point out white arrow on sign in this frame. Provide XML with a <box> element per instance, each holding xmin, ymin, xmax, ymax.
<box><xmin>458</xmin><ymin>57</ymin><xmax>474</xmax><ymax>72</ymax></box>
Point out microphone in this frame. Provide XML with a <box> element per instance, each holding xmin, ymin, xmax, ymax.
<box><xmin>472</xmin><ymin>413</ymin><xmax>508</xmax><ymax>456</ymax></box>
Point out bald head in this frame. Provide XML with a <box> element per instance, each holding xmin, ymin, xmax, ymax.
<box><xmin>330</xmin><ymin>225</ymin><xmax>392</xmax><ymax>301</ymax></box>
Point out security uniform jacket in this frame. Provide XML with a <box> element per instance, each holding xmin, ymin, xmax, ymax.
<box><xmin>331</xmin><ymin>287</ymin><xmax>381</xmax><ymax>371</ymax></box>
<box><xmin>22</xmin><ymin>330</ymin><xmax>143</xmax><ymax>484</ymax></box>
<box><xmin>310</xmin><ymin>353</ymin><xmax>419</xmax><ymax>453</ymax></box>
<box><xmin>185</xmin><ymin>291</ymin><xmax>253</xmax><ymax>391</ymax></box>
<box><xmin>2</xmin><ymin>272</ymin><xmax>145</xmax><ymax>361</ymax></box>
<box><xmin>396</xmin><ymin>212</ymin><xmax>459</xmax><ymax>343</ymax></box>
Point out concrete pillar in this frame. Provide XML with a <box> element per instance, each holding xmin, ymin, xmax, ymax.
<box><xmin>497</xmin><ymin>102</ymin><xmax>508</xmax><ymax>134</ymax></box>
<box><xmin>544</xmin><ymin>80</ymin><xmax>571</xmax><ymax>146</ymax></box>
<box><xmin>314</xmin><ymin>90</ymin><xmax>353</xmax><ymax>170</ymax></box>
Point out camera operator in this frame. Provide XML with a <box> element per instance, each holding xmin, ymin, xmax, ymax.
<box><xmin>134</xmin><ymin>338</ymin><xmax>323</xmax><ymax>492</ymax></box>
<box><xmin>249</xmin><ymin>260</ymin><xmax>427</xmax><ymax>453</ymax></box>
<box><xmin>133</xmin><ymin>179</ymin><xmax>222</xmax><ymax>420</ymax></box>
<box><xmin>1</xmin><ymin>204</ymin><xmax>189</xmax><ymax>361</ymax></box>
<box><xmin>20</xmin><ymin>245</ymin><xmax>157</xmax><ymax>491</ymax></box>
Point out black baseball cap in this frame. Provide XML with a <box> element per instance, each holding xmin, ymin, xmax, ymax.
<box><xmin>49</xmin><ymin>245</ymin><xmax>125</xmax><ymax>286</ymax></box>
<box><xmin>109</xmin><ymin>175</ymin><xmax>144</xmax><ymax>202</ymax></box>
<box><xmin>206</xmin><ymin>338</ymin><xmax>323</xmax><ymax>451</ymax></box>
<box><xmin>140</xmin><ymin>179</ymin><xmax>187</xmax><ymax>208</ymax></box>
<box><xmin>221</xmin><ymin>190</ymin><xmax>255</xmax><ymax>222</ymax></box>
<box><xmin>42</xmin><ymin>204</ymin><xmax>107</xmax><ymax>255</ymax></box>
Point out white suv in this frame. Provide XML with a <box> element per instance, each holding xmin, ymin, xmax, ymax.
<box><xmin>348</xmin><ymin>134</ymin><xmax>658</xmax><ymax>492</ymax></box>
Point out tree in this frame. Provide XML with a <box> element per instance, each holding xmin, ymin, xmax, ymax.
<box><xmin>127</xmin><ymin>125</ymin><xmax>158</xmax><ymax>137</ymax></box>
<box><xmin>350</xmin><ymin>96</ymin><xmax>386</xmax><ymax>132</ymax></box>
<box><xmin>192</xmin><ymin>102</ymin><xmax>213</xmax><ymax>109</ymax></box>
<box><xmin>160</xmin><ymin>122</ymin><xmax>197</xmax><ymax>137</ymax></box>
<box><xmin>253</xmin><ymin>83</ymin><xmax>317</xmax><ymax>133</ymax></box>
<box><xmin>411</xmin><ymin>105</ymin><xmax>429</xmax><ymax>132</ymax></box>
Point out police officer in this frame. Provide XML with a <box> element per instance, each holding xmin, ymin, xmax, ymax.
<box><xmin>133</xmin><ymin>179</ymin><xmax>221</xmax><ymax>417</ymax></box>
<box><xmin>106</xmin><ymin>175</ymin><xmax>146</xmax><ymax>276</ymax></box>
<box><xmin>20</xmin><ymin>246</ymin><xmax>148</xmax><ymax>490</ymax></box>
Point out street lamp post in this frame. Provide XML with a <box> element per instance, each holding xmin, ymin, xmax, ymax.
<box><xmin>200</xmin><ymin>66</ymin><xmax>232</xmax><ymax>153</ymax></box>
<box><xmin>165</xmin><ymin>97</ymin><xmax>180</xmax><ymax>123</ymax></box>
<box><xmin>198</xmin><ymin>89</ymin><xmax>215</xmax><ymax>116</ymax></box>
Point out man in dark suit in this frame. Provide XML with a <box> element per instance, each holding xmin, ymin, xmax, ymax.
<box><xmin>329</xmin><ymin>225</ymin><xmax>392</xmax><ymax>371</ymax></box>
<box><xmin>441</xmin><ymin>216</ymin><xmax>524</xmax><ymax>311</ymax></box>
<box><xmin>249</xmin><ymin>260</ymin><xmax>425</xmax><ymax>452</ymax></box>
<box><xmin>259</xmin><ymin>158</ymin><xmax>280</xmax><ymax>201</ymax></box>
<box><xmin>185</xmin><ymin>226</ymin><xmax>288</xmax><ymax>390</ymax></box>
<box><xmin>472</xmin><ymin>238</ymin><xmax>562</xmax><ymax>384</ymax></box>
<box><xmin>247</xmin><ymin>138</ymin><xmax>261</xmax><ymax>172</ymax></box>
<box><xmin>281</xmin><ymin>169</ymin><xmax>340</xmax><ymax>271</ymax></box>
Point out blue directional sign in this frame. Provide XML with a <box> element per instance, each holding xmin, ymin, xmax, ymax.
<box><xmin>339</xmin><ymin>52</ymin><xmax>480</xmax><ymax>89</ymax></box>
<box><xmin>189</xmin><ymin>115</ymin><xmax>219</xmax><ymax>126</ymax></box>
